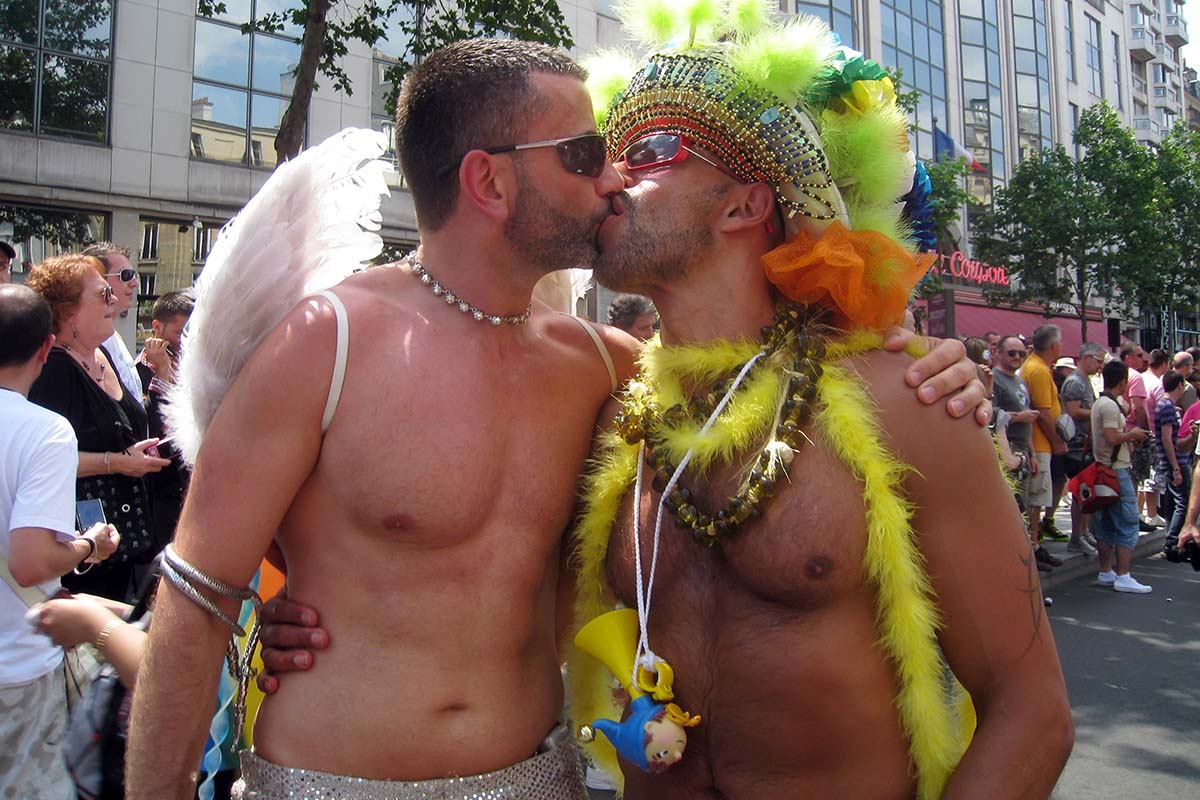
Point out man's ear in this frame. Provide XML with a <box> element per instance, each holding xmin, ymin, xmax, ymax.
<box><xmin>37</xmin><ymin>334</ymin><xmax>54</xmax><ymax>366</ymax></box>
<box><xmin>715</xmin><ymin>182</ymin><xmax>777</xmax><ymax>234</ymax></box>
<box><xmin>457</xmin><ymin>151</ymin><xmax>514</xmax><ymax>223</ymax></box>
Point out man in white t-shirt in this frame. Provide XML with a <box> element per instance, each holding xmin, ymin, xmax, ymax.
<box><xmin>0</xmin><ymin>284</ymin><xmax>119</xmax><ymax>800</ymax></box>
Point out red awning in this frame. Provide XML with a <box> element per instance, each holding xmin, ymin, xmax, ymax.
<box><xmin>953</xmin><ymin>302</ymin><xmax>1103</xmax><ymax>358</ymax></box>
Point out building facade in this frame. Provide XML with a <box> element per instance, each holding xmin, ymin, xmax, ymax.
<box><xmin>0</xmin><ymin>0</ymin><xmax>1191</xmax><ymax>340</ymax></box>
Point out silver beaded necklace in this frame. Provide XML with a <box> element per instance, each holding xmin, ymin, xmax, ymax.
<box><xmin>406</xmin><ymin>253</ymin><xmax>532</xmax><ymax>327</ymax></box>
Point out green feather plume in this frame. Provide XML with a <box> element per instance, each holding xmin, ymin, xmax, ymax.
<box><xmin>682</xmin><ymin>0</ymin><xmax>725</xmax><ymax>47</ymax></box>
<box><xmin>717</xmin><ymin>0</ymin><xmax>775</xmax><ymax>39</ymax></box>
<box><xmin>615</xmin><ymin>0</ymin><xmax>681</xmax><ymax>48</ymax></box>
<box><xmin>818</xmin><ymin>105</ymin><xmax>911</xmax><ymax>205</ymax></box>
<box><xmin>583</xmin><ymin>49</ymin><xmax>637</xmax><ymax>127</ymax></box>
<box><xmin>845</xmin><ymin>202</ymin><xmax>913</xmax><ymax>248</ymax></box>
<box><xmin>726</xmin><ymin>16</ymin><xmax>837</xmax><ymax>106</ymax></box>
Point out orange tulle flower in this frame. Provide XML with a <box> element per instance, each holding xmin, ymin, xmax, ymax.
<box><xmin>761</xmin><ymin>222</ymin><xmax>937</xmax><ymax>330</ymax></box>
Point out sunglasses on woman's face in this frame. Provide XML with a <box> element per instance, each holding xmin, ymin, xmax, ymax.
<box><xmin>98</xmin><ymin>284</ymin><xmax>114</xmax><ymax>303</ymax></box>
<box><xmin>437</xmin><ymin>133</ymin><xmax>607</xmax><ymax>179</ymax></box>
<box><xmin>106</xmin><ymin>268</ymin><xmax>137</xmax><ymax>283</ymax></box>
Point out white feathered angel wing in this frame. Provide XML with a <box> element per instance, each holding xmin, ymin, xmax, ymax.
<box><xmin>165</xmin><ymin>128</ymin><xmax>390</xmax><ymax>466</ymax></box>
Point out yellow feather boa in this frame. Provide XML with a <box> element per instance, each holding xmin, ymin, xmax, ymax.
<box><xmin>568</xmin><ymin>331</ymin><xmax>974</xmax><ymax>798</ymax></box>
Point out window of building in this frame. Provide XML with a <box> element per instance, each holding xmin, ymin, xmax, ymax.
<box><xmin>191</xmin><ymin>3</ymin><xmax>303</xmax><ymax>168</ymax></box>
<box><xmin>959</xmin><ymin>0</ymin><xmax>1006</xmax><ymax>214</ymax></box>
<box><xmin>1012</xmin><ymin>0</ymin><xmax>1052</xmax><ymax>157</ymax></box>
<box><xmin>0</xmin><ymin>203</ymin><xmax>108</xmax><ymax>280</ymax></box>
<box><xmin>1063</xmin><ymin>0</ymin><xmax>1076</xmax><ymax>82</ymax></box>
<box><xmin>0</xmin><ymin>0</ymin><xmax>114</xmax><ymax>142</ymax></box>
<box><xmin>1085</xmin><ymin>15</ymin><xmax>1103</xmax><ymax>97</ymax></box>
<box><xmin>880</xmin><ymin>0</ymin><xmax>948</xmax><ymax>160</ymax></box>
<box><xmin>1110</xmin><ymin>32</ymin><xmax>1122</xmax><ymax>110</ymax></box>
<box><xmin>140</xmin><ymin>222</ymin><xmax>159</xmax><ymax>261</ymax></box>
<box><xmin>193</xmin><ymin>225</ymin><xmax>215</xmax><ymax>263</ymax></box>
<box><xmin>795</xmin><ymin>1</ymin><xmax>857</xmax><ymax>49</ymax></box>
<box><xmin>139</xmin><ymin>271</ymin><xmax>157</xmax><ymax>298</ymax></box>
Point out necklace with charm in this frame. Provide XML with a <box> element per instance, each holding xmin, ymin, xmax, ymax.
<box><xmin>405</xmin><ymin>252</ymin><xmax>532</xmax><ymax>326</ymax></box>
<box><xmin>60</xmin><ymin>343</ymin><xmax>107</xmax><ymax>384</ymax></box>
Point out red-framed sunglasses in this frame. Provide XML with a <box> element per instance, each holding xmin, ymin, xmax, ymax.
<box><xmin>617</xmin><ymin>133</ymin><xmax>742</xmax><ymax>182</ymax></box>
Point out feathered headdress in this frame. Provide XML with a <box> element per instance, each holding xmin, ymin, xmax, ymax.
<box><xmin>586</xmin><ymin>0</ymin><xmax>935</xmax><ymax>329</ymax></box>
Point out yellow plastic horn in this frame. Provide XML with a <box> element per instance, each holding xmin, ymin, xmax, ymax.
<box><xmin>574</xmin><ymin>609</ymin><xmax>675</xmax><ymax>702</ymax></box>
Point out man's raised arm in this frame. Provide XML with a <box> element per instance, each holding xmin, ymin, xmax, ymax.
<box><xmin>863</xmin><ymin>349</ymin><xmax>1073</xmax><ymax>799</ymax></box>
<box><xmin>127</xmin><ymin>299</ymin><xmax>337</xmax><ymax>799</ymax></box>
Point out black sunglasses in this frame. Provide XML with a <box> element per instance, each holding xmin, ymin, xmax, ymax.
<box><xmin>106</xmin><ymin>268</ymin><xmax>137</xmax><ymax>283</ymax></box>
<box><xmin>438</xmin><ymin>133</ymin><xmax>607</xmax><ymax>179</ymax></box>
<box><xmin>1006</xmin><ymin>349</ymin><xmax>1025</xmax><ymax>357</ymax></box>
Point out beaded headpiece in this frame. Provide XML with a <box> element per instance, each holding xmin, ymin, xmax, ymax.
<box><xmin>588</xmin><ymin>0</ymin><xmax>937</xmax><ymax>329</ymax></box>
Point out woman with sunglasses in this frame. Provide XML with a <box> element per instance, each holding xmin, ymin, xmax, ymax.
<box><xmin>26</xmin><ymin>254</ymin><xmax>169</xmax><ymax>602</ymax></box>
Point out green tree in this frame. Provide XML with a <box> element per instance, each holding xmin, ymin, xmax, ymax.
<box><xmin>198</xmin><ymin>0</ymin><xmax>574</xmax><ymax>164</ymax></box>
<box><xmin>912</xmin><ymin>157</ymin><xmax>976</xmax><ymax>298</ymax></box>
<box><xmin>0</xmin><ymin>205</ymin><xmax>96</xmax><ymax>248</ymax></box>
<box><xmin>1145</xmin><ymin>122</ymin><xmax>1200</xmax><ymax>342</ymax></box>
<box><xmin>972</xmin><ymin>102</ymin><xmax>1159</xmax><ymax>343</ymax></box>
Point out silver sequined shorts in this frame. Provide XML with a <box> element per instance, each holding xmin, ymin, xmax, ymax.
<box><xmin>231</xmin><ymin>727</ymin><xmax>586</xmax><ymax>800</ymax></box>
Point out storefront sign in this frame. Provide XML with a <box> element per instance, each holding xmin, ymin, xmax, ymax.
<box><xmin>930</xmin><ymin>251</ymin><xmax>1010</xmax><ymax>288</ymax></box>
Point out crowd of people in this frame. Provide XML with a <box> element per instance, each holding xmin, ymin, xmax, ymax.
<box><xmin>1</xmin><ymin>250</ymin><xmax>198</xmax><ymax>798</ymax></box>
<box><xmin>969</xmin><ymin>324</ymin><xmax>1200</xmax><ymax>593</ymax></box>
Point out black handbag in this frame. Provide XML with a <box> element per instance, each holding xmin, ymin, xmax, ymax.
<box><xmin>76</xmin><ymin>474</ymin><xmax>154</xmax><ymax>563</ymax></box>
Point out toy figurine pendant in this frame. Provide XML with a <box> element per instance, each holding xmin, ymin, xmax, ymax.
<box><xmin>574</xmin><ymin>609</ymin><xmax>700</xmax><ymax>773</ymax></box>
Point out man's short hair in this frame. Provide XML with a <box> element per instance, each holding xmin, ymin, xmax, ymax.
<box><xmin>1148</xmin><ymin>348</ymin><xmax>1171</xmax><ymax>369</ymax></box>
<box><xmin>0</xmin><ymin>241</ymin><xmax>15</xmax><ymax>259</ymax></box>
<box><xmin>25</xmin><ymin>254</ymin><xmax>106</xmax><ymax>334</ymax></box>
<box><xmin>1173</xmin><ymin>351</ymin><xmax>1193</xmax><ymax>368</ymax></box>
<box><xmin>1102</xmin><ymin>360</ymin><xmax>1129</xmax><ymax>389</ymax></box>
<box><xmin>0</xmin><ymin>284</ymin><xmax>53</xmax><ymax>367</ymax></box>
<box><xmin>81</xmin><ymin>241</ymin><xmax>133</xmax><ymax>272</ymax></box>
<box><xmin>964</xmin><ymin>337</ymin><xmax>987</xmax><ymax>365</ymax></box>
<box><xmin>1078</xmin><ymin>342</ymin><xmax>1105</xmax><ymax>360</ymax></box>
<box><xmin>999</xmin><ymin>335</ymin><xmax>1024</xmax><ymax>352</ymax></box>
<box><xmin>151</xmin><ymin>290</ymin><xmax>194</xmax><ymax>323</ymax></box>
<box><xmin>1118</xmin><ymin>342</ymin><xmax>1141</xmax><ymax>361</ymax></box>
<box><xmin>1031</xmin><ymin>324</ymin><xmax>1061</xmax><ymax>353</ymax></box>
<box><xmin>1163</xmin><ymin>369</ymin><xmax>1184</xmax><ymax>393</ymax></box>
<box><xmin>607</xmin><ymin>293</ymin><xmax>655</xmax><ymax>330</ymax></box>
<box><xmin>395</xmin><ymin>38</ymin><xmax>585</xmax><ymax>231</ymax></box>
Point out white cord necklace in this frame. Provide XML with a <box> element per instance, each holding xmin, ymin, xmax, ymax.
<box><xmin>630</xmin><ymin>351</ymin><xmax>766</xmax><ymax>683</ymax></box>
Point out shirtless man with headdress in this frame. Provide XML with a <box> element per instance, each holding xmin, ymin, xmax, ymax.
<box><xmin>127</xmin><ymin>26</ymin><xmax>988</xmax><ymax>800</ymax></box>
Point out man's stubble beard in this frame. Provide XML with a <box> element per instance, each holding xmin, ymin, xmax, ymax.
<box><xmin>505</xmin><ymin>162</ymin><xmax>602</xmax><ymax>277</ymax></box>
<box><xmin>593</xmin><ymin>185</ymin><xmax>723</xmax><ymax>294</ymax></box>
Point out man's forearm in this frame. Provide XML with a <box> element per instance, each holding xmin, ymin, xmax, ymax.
<box><xmin>127</xmin><ymin>583</ymin><xmax>240</xmax><ymax>799</ymax></box>
<box><xmin>942</xmin><ymin>679</ymin><xmax>1072</xmax><ymax>799</ymax></box>
<box><xmin>9</xmin><ymin>529</ymin><xmax>90</xmax><ymax>586</ymax></box>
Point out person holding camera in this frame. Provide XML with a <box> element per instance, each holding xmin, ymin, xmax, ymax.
<box><xmin>0</xmin><ymin>284</ymin><xmax>121</xmax><ymax>800</ymax></box>
<box><xmin>1090</xmin><ymin>360</ymin><xmax>1153</xmax><ymax>593</ymax></box>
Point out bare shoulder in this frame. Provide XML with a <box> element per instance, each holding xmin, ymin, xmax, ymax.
<box><xmin>541</xmin><ymin>313</ymin><xmax>641</xmax><ymax>385</ymax></box>
<box><xmin>839</xmin><ymin>347</ymin><xmax>993</xmax><ymax>473</ymax></box>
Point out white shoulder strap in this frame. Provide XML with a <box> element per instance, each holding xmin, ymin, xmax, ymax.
<box><xmin>316</xmin><ymin>290</ymin><xmax>350</xmax><ymax>434</ymax></box>
<box><xmin>568</xmin><ymin>315</ymin><xmax>618</xmax><ymax>394</ymax></box>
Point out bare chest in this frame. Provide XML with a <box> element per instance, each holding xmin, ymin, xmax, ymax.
<box><xmin>310</xmin><ymin>331</ymin><xmax>605</xmax><ymax>548</ymax></box>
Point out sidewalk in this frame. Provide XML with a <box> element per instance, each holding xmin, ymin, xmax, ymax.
<box><xmin>1037</xmin><ymin>504</ymin><xmax>1167</xmax><ymax>592</ymax></box>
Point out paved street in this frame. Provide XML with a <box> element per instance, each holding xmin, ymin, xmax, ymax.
<box><xmin>1049</xmin><ymin>554</ymin><xmax>1200</xmax><ymax>799</ymax></box>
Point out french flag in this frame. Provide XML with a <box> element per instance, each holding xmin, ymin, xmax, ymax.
<box><xmin>934</xmin><ymin>126</ymin><xmax>986</xmax><ymax>172</ymax></box>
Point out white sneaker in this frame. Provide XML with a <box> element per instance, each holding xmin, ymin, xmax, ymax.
<box><xmin>1068</xmin><ymin>538</ymin><xmax>1098</xmax><ymax>556</ymax></box>
<box><xmin>1148</xmin><ymin>515</ymin><xmax>1167</xmax><ymax>528</ymax></box>
<box><xmin>1113</xmin><ymin>573</ymin><xmax>1152</xmax><ymax>593</ymax></box>
<box><xmin>1097</xmin><ymin>570</ymin><xmax>1117</xmax><ymax>586</ymax></box>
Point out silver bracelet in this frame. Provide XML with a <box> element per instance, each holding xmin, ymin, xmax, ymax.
<box><xmin>160</xmin><ymin>544</ymin><xmax>263</xmax><ymax>736</ymax></box>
